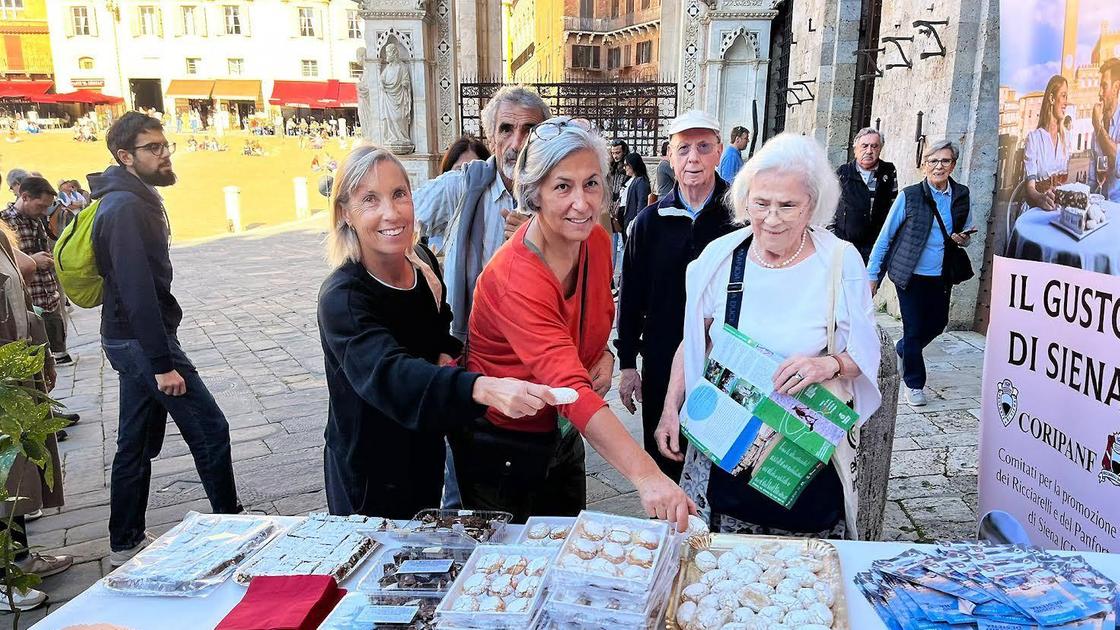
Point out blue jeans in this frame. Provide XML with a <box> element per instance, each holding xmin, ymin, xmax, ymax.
<box><xmin>895</xmin><ymin>275</ymin><xmax>950</xmax><ymax>390</ymax></box>
<box><xmin>102</xmin><ymin>337</ymin><xmax>240</xmax><ymax>551</ymax></box>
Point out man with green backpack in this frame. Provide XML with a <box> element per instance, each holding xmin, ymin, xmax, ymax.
<box><xmin>60</xmin><ymin>111</ymin><xmax>242</xmax><ymax>566</ymax></box>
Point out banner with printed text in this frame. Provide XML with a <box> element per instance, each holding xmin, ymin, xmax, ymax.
<box><xmin>979</xmin><ymin>256</ymin><xmax>1120</xmax><ymax>552</ymax></box>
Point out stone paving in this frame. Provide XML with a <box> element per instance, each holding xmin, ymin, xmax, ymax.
<box><xmin>19</xmin><ymin>217</ymin><xmax>984</xmax><ymax>626</ymax></box>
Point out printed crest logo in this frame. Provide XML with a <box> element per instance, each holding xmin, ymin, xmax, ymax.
<box><xmin>995</xmin><ymin>379</ymin><xmax>1018</xmax><ymax>427</ymax></box>
<box><xmin>1099</xmin><ymin>433</ymin><xmax>1120</xmax><ymax>487</ymax></box>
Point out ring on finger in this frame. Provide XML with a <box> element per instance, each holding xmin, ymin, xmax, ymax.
<box><xmin>794</xmin><ymin>372</ymin><xmax>804</xmax><ymax>381</ymax></box>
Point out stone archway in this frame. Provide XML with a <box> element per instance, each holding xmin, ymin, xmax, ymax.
<box><xmin>718</xmin><ymin>30</ymin><xmax>759</xmax><ymax>137</ymax></box>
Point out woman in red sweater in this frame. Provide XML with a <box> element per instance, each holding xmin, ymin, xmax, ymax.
<box><xmin>451</xmin><ymin>117</ymin><xmax>696</xmax><ymax>529</ymax></box>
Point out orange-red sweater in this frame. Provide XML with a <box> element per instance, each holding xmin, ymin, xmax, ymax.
<box><xmin>467</xmin><ymin>222</ymin><xmax>614</xmax><ymax>433</ymax></box>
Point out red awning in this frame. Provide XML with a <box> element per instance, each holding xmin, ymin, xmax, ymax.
<box><xmin>0</xmin><ymin>80</ymin><xmax>53</xmax><ymax>99</ymax></box>
<box><xmin>270</xmin><ymin>80</ymin><xmax>357</xmax><ymax>109</ymax></box>
<box><xmin>32</xmin><ymin>90</ymin><xmax>123</xmax><ymax>105</ymax></box>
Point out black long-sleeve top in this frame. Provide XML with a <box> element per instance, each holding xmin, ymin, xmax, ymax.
<box><xmin>317</xmin><ymin>254</ymin><xmax>485</xmax><ymax>519</ymax></box>
<box><xmin>615</xmin><ymin>179</ymin><xmax>738</xmax><ymax>376</ymax></box>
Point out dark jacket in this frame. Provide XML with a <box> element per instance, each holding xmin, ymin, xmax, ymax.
<box><xmin>616</xmin><ymin>178</ymin><xmax>739</xmax><ymax>377</ymax></box>
<box><xmin>91</xmin><ymin>166</ymin><xmax>182</xmax><ymax>374</ymax></box>
<box><xmin>621</xmin><ymin>175</ymin><xmax>651</xmax><ymax>236</ymax></box>
<box><xmin>884</xmin><ymin>178</ymin><xmax>971</xmax><ymax>290</ymax></box>
<box><xmin>830</xmin><ymin>160</ymin><xmax>898</xmax><ymax>261</ymax></box>
<box><xmin>317</xmin><ymin>255</ymin><xmax>485</xmax><ymax>518</ymax></box>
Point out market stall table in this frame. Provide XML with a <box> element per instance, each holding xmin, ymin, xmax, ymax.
<box><xmin>1006</xmin><ymin>202</ymin><xmax>1120</xmax><ymax>274</ymax></box>
<box><xmin>29</xmin><ymin>516</ymin><xmax>1120</xmax><ymax>629</ymax></box>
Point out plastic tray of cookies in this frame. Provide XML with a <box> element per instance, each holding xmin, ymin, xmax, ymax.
<box><xmin>543</xmin><ymin>530</ymin><xmax>681</xmax><ymax>626</ymax></box>
<box><xmin>665</xmin><ymin>533</ymin><xmax>847</xmax><ymax>629</ymax></box>
<box><xmin>515</xmin><ymin>516</ymin><xmax>576</xmax><ymax>547</ymax></box>
<box><xmin>398</xmin><ymin>509</ymin><xmax>513</xmax><ymax>544</ymax></box>
<box><xmin>319</xmin><ymin>592</ymin><xmax>443</xmax><ymax>629</ymax></box>
<box><xmin>434</xmin><ymin>544</ymin><xmax>557</xmax><ymax>630</ymax></box>
<box><xmin>233</xmin><ymin>513</ymin><xmax>382</xmax><ymax>585</ymax></box>
<box><xmin>550</xmin><ymin>511</ymin><xmax>670</xmax><ymax>595</ymax></box>
<box><xmin>103</xmin><ymin>512</ymin><xmax>282</xmax><ymax>597</ymax></box>
<box><xmin>357</xmin><ymin>534</ymin><xmax>477</xmax><ymax>596</ymax></box>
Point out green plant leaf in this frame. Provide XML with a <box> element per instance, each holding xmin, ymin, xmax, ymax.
<box><xmin>19</xmin><ymin>437</ymin><xmax>45</xmax><ymax>465</ymax></box>
<box><xmin>0</xmin><ymin>341</ymin><xmax>44</xmax><ymax>381</ymax></box>
<box><xmin>0</xmin><ymin>444</ymin><xmax>20</xmax><ymax>483</ymax></box>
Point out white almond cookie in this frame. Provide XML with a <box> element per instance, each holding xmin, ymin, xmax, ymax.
<box><xmin>697</xmin><ymin>593</ymin><xmax>722</xmax><ymax>612</ymax></box>
<box><xmin>782</xmin><ymin>609</ymin><xmax>814</xmax><ymax>626</ymax></box>
<box><xmin>774</xmin><ymin>547</ymin><xmax>801</xmax><ymax>562</ymax></box>
<box><xmin>786</xmin><ymin>567</ymin><xmax>817</xmax><ymax>588</ymax></box>
<box><xmin>717</xmin><ymin>551</ymin><xmax>741</xmax><ymax>571</ymax></box>
<box><xmin>728</xmin><ymin>544</ymin><xmax>757</xmax><ymax>560</ymax></box>
<box><xmin>808</xmin><ymin>601</ymin><xmax>834</xmax><ymax>626</ymax></box>
<box><xmin>693</xmin><ymin>550</ymin><xmax>718</xmax><ymax>572</ymax></box>
<box><xmin>675</xmin><ymin>601</ymin><xmax>698</xmax><ymax>627</ymax></box>
<box><xmin>756</xmin><ymin>605</ymin><xmax>784</xmax><ymax>621</ymax></box>
<box><xmin>718</xmin><ymin>590</ymin><xmax>742</xmax><ymax>611</ymax></box>
<box><xmin>812</xmin><ymin>581</ymin><xmax>835</xmax><ymax>606</ymax></box>
<box><xmin>775</xmin><ymin>577</ymin><xmax>800</xmax><ymax>595</ymax></box>
<box><xmin>770</xmin><ymin>593</ymin><xmax>798</xmax><ymax>613</ymax></box>
<box><xmin>682</xmin><ymin>581</ymin><xmax>709</xmax><ymax>603</ymax></box>
<box><xmin>795</xmin><ymin>587</ymin><xmax>819</xmax><ymax>608</ymax></box>
<box><xmin>694</xmin><ymin>608</ymin><xmax>730</xmax><ymax>630</ymax></box>
<box><xmin>732</xmin><ymin>607</ymin><xmax>757</xmax><ymax>623</ymax></box>
<box><xmin>737</xmin><ymin>587</ymin><xmax>770</xmax><ymax>612</ymax></box>
<box><xmin>745</xmin><ymin>581</ymin><xmax>774</xmax><ymax>596</ymax></box>
<box><xmin>699</xmin><ymin>568</ymin><xmax>729</xmax><ymax>586</ymax></box>
<box><xmin>760</xmin><ymin>567</ymin><xmax>786</xmax><ymax>587</ymax></box>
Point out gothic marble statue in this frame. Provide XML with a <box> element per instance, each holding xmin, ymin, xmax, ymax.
<box><xmin>379</xmin><ymin>41</ymin><xmax>414</xmax><ymax>153</ymax></box>
<box><xmin>355</xmin><ymin>47</ymin><xmax>374</xmax><ymax>141</ymax></box>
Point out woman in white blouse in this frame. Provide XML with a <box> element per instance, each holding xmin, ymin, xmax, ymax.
<box><xmin>1023</xmin><ymin>75</ymin><xmax>1070</xmax><ymax>210</ymax></box>
<box><xmin>654</xmin><ymin>133</ymin><xmax>882</xmax><ymax>538</ymax></box>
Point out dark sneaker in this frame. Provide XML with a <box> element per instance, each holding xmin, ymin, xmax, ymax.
<box><xmin>53</xmin><ymin>410</ymin><xmax>80</xmax><ymax>426</ymax></box>
<box><xmin>53</xmin><ymin>354</ymin><xmax>76</xmax><ymax>366</ymax></box>
<box><xmin>56</xmin><ymin>429</ymin><xmax>68</xmax><ymax>442</ymax></box>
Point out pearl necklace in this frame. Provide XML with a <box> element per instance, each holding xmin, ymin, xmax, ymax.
<box><xmin>752</xmin><ymin>230</ymin><xmax>807</xmax><ymax>269</ymax></box>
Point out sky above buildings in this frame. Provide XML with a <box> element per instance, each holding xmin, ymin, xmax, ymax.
<box><xmin>1001</xmin><ymin>0</ymin><xmax>1114</xmax><ymax>93</ymax></box>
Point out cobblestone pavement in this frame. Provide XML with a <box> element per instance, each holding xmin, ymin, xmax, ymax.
<box><xmin>20</xmin><ymin>219</ymin><xmax>984</xmax><ymax>625</ymax></box>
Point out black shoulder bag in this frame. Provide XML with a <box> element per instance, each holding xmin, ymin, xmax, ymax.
<box><xmin>924</xmin><ymin>191</ymin><xmax>974</xmax><ymax>286</ymax></box>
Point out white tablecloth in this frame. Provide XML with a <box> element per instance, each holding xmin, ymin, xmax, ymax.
<box><xmin>1006</xmin><ymin>203</ymin><xmax>1120</xmax><ymax>275</ymax></box>
<box><xmin>30</xmin><ymin>517</ymin><xmax>1120</xmax><ymax>629</ymax></box>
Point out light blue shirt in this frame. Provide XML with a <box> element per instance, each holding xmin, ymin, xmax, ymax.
<box><xmin>1089</xmin><ymin>106</ymin><xmax>1120</xmax><ymax>201</ymax></box>
<box><xmin>866</xmin><ymin>181</ymin><xmax>974</xmax><ymax>281</ymax></box>
<box><xmin>678</xmin><ymin>187</ymin><xmax>714</xmax><ymax>219</ymax></box>
<box><xmin>718</xmin><ymin>145</ymin><xmax>744</xmax><ymax>182</ymax></box>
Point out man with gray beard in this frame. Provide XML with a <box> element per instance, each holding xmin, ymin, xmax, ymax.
<box><xmin>415</xmin><ymin>86</ymin><xmax>551</xmax><ymax>338</ymax></box>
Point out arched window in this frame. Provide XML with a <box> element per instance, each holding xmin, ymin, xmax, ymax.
<box><xmin>78</xmin><ymin>56</ymin><xmax>95</xmax><ymax>70</ymax></box>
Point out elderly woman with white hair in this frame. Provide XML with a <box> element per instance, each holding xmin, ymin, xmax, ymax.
<box><xmin>452</xmin><ymin>116</ymin><xmax>697</xmax><ymax>528</ymax></box>
<box><xmin>867</xmin><ymin>139</ymin><xmax>975</xmax><ymax>407</ymax></box>
<box><xmin>317</xmin><ymin>145</ymin><xmax>558</xmax><ymax>520</ymax></box>
<box><xmin>654</xmin><ymin>133</ymin><xmax>882</xmax><ymax>538</ymax></box>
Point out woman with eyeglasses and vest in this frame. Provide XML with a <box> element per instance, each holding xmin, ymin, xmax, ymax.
<box><xmin>867</xmin><ymin>139</ymin><xmax>975</xmax><ymax>407</ymax></box>
<box><xmin>317</xmin><ymin>145</ymin><xmax>558</xmax><ymax>520</ymax></box>
<box><xmin>654</xmin><ymin>134</ymin><xmax>882</xmax><ymax>538</ymax></box>
<box><xmin>451</xmin><ymin>116</ymin><xmax>696</xmax><ymax>529</ymax></box>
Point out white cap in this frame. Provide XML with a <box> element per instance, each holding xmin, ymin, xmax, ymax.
<box><xmin>666</xmin><ymin>110</ymin><xmax>721</xmax><ymax>137</ymax></box>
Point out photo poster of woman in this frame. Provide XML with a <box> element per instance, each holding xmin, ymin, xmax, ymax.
<box><xmin>998</xmin><ymin>0</ymin><xmax>1119</xmax><ymax>273</ymax></box>
<box><xmin>980</xmin><ymin>0</ymin><xmax>1120</xmax><ymax>553</ymax></box>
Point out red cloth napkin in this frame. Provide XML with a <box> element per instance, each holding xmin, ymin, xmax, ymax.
<box><xmin>216</xmin><ymin>575</ymin><xmax>346</xmax><ymax>630</ymax></box>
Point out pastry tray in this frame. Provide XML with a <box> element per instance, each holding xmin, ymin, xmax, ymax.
<box><xmin>233</xmin><ymin>513</ymin><xmax>383</xmax><ymax>585</ymax></box>
<box><xmin>664</xmin><ymin>532</ymin><xmax>849</xmax><ymax>629</ymax></box>
<box><xmin>399</xmin><ymin>509</ymin><xmax>513</xmax><ymax>544</ymax></box>
<box><xmin>550</xmin><ymin>511</ymin><xmax>671</xmax><ymax>595</ymax></box>
<box><xmin>515</xmin><ymin>516</ymin><xmax>576</xmax><ymax>547</ymax></box>
<box><xmin>434</xmin><ymin>544</ymin><xmax>558</xmax><ymax>630</ymax></box>
<box><xmin>1051</xmin><ymin>216</ymin><xmax>1110</xmax><ymax>241</ymax></box>
<box><xmin>318</xmin><ymin>592</ymin><xmax>443</xmax><ymax>629</ymax></box>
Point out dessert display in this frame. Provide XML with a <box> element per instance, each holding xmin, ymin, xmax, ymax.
<box><xmin>552</xmin><ymin>512</ymin><xmax>670</xmax><ymax>594</ymax></box>
<box><xmin>667</xmin><ymin>535</ymin><xmax>845</xmax><ymax>629</ymax></box>
<box><xmin>104</xmin><ymin>512</ymin><xmax>280</xmax><ymax>597</ymax></box>
<box><xmin>233</xmin><ymin>513</ymin><xmax>381</xmax><ymax>585</ymax></box>
<box><xmin>434</xmin><ymin>544</ymin><xmax>556</xmax><ymax>629</ymax></box>
<box><xmin>1052</xmin><ymin>183</ymin><xmax>1108</xmax><ymax>238</ymax></box>
<box><xmin>318</xmin><ymin>592</ymin><xmax>442</xmax><ymax>629</ymax></box>
<box><xmin>365</xmin><ymin>543</ymin><xmax>475</xmax><ymax>593</ymax></box>
<box><xmin>404</xmin><ymin>509</ymin><xmax>513</xmax><ymax>544</ymax></box>
<box><xmin>517</xmin><ymin>516</ymin><xmax>575</xmax><ymax>548</ymax></box>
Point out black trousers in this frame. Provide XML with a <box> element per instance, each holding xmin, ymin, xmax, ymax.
<box><xmin>641</xmin><ymin>361</ymin><xmax>683</xmax><ymax>482</ymax></box>
<box><xmin>896</xmin><ymin>274</ymin><xmax>951</xmax><ymax>390</ymax></box>
<box><xmin>42</xmin><ymin>308</ymin><xmax>66</xmax><ymax>356</ymax></box>
<box><xmin>450</xmin><ymin>424</ymin><xmax>586</xmax><ymax>523</ymax></box>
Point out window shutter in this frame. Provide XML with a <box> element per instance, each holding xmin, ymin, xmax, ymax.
<box><xmin>290</xmin><ymin>6</ymin><xmax>299</xmax><ymax>37</ymax></box>
<box><xmin>174</xmin><ymin>8</ymin><xmax>183</xmax><ymax>36</ymax></box>
<box><xmin>198</xmin><ymin>7</ymin><xmax>206</xmax><ymax>36</ymax></box>
<box><xmin>129</xmin><ymin>8</ymin><xmax>139</xmax><ymax>37</ymax></box>
<box><xmin>316</xmin><ymin>9</ymin><xmax>324</xmax><ymax>39</ymax></box>
<box><xmin>243</xmin><ymin>6</ymin><xmax>251</xmax><ymax>36</ymax></box>
<box><xmin>64</xmin><ymin>9</ymin><xmax>75</xmax><ymax>37</ymax></box>
<box><xmin>157</xmin><ymin>8</ymin><xmax>164</xmax><ymax>37</ymax></box>
<box><xmin>89</xmin><ymin>7</ymin><xmax>98</xmax><ymax>36</ymax></box>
